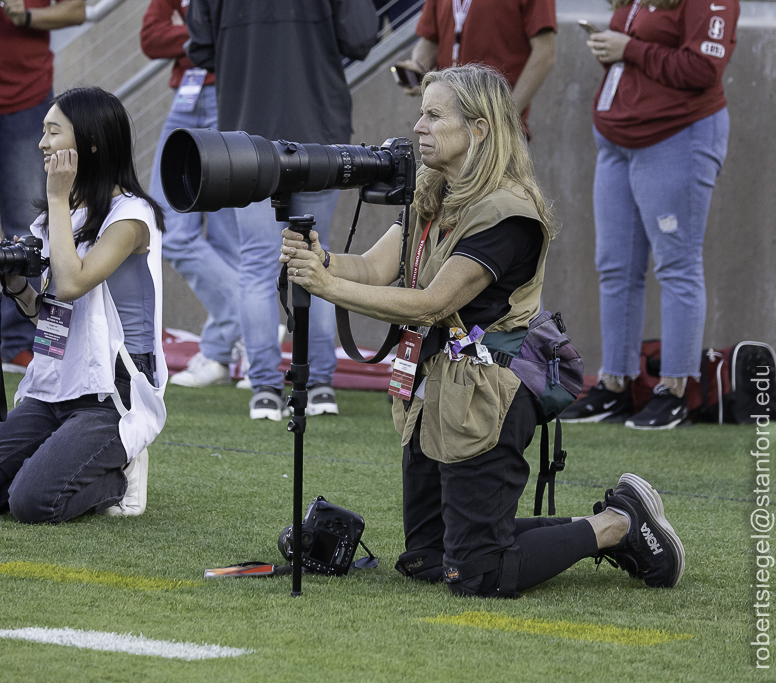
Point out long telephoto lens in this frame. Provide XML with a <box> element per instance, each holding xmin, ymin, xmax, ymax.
<box><xmin>161</xmin><ymin>128</ymin><xmax>408</xmax><ymax>213</ymax></box>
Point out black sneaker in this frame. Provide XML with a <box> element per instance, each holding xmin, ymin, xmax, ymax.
<box><xmin>593</xmin><ymin>473</ymin><xmax>685</xmax><ymax>588</ymax></box>
<box><xmin>625</xmin><ymin>384</ymin><xmax>688</xmax><ymax>430</ymax></box>
<box><xmin>560</xmin><ymin>381</ymin><xmax>633</xmax><ymax>423</ymax></box>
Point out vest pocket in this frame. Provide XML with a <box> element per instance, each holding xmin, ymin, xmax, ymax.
<box><xmin>420</xmin><ymin>356</ymin><xmax>518</xmax><ymax>463</ymax></box>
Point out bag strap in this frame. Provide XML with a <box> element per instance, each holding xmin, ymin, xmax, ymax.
<box><xmin>109</xmin><ymin>345</ymin><xmax>140</xmax><ymax>417</ymax></box>
<box><xmin>533</xmin><ymin>418</ymin><xmax>567</xmax><ymax>516</ymax></box>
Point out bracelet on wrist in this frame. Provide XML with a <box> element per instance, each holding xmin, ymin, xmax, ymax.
<box><xmin>322</xmin><ymin>250</ymin><xmax>331</xmax><ymax>269</ymax></box>
<box><xmin>24</xmin><ymin>9</ymin><xmax>32</xmax><ymax>28</ymax></box>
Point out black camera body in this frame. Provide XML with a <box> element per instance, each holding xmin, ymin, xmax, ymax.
<box><xmin>278</xmin><ymin>496</ymin><xmax>365</xmax><ymax>576</ymax></box>
<box><xmin>0</xmin><ymin>235</ymin><xmax>48</xmax><ymax>278</ymax></box>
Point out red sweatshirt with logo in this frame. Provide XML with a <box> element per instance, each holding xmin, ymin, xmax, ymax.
<box><xmin>593</xmin><ymin>0</ymin><xmax>739</xmax><ymax>149</ymax></box>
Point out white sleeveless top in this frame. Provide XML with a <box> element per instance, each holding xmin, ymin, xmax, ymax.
<box><xmin>16</xmin><ymin>194</ymin><xmax>168</xmax><ymax>461</ymax></box>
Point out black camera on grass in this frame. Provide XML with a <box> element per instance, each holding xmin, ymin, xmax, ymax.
<box><xmin>0</xmin><ymin>236</ymin><xmax>49</xmax><ymax>278</ymax></box>
<box><xmin>160</xmin><ymin>128</ymin><xmax>415</xmax><ymax>213</ymax></box>
<box><xmin>278</xmin><ymin>496</ymin><xmax>365</xmax><ymax>576</ymax></box>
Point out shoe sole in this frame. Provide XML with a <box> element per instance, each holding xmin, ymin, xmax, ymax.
<box><xmin>624</xmin><ymin>417</ymin><xmax>684</xmax><ymax>430</ymax></box>
<box><xmin>619</xmin><ymin>473</ymin><xmax>685</xmax><ymax>588</ymax></box>
<box><xmin>306</xmin><ymin>403</ymin><xmax>339</xmax><ymax>416</ymax></box>
<box><xmin>169</xmin><ymin>374</ymin><xmax>232</xmax><ymax>388</ymax></box>
<box><xmin>249</xmin><ymin>407</ymin><xmax>290</xmax><ymax>421</ymax></box>
<box><xmin>561</xmin><ymin>411</ymin><xmax>616</xmax><ymax>423</ymax></box>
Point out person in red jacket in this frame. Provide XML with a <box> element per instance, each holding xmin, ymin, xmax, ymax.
<box><xmin>396</xmin><ymin>0</ymin><xmax>557</xmax><ymax>140</ymax></box>
<box><xmin>562</xmin><ymin>0</ymin><xmax>739</xmax><ymax>429</ymax></box>
<box><xmin>0</xmin><ymin>0</ymin><xmax>85</xmax><ymax>372</ymax></box>
<box><xmin>141</xmin><ymin>0</ymin><xmax>243</xmax><ymax>388</ymax></box>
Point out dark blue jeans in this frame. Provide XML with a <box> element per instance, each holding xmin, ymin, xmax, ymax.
<box><xmin>0</xmin><ymin>354</ymin><xmax>154</xmax><ymax>524</ymax></box>
<box><xmin>0</xmin><ymin>95</ymin><xmax>49</xmax><ymax>361</ymax></box>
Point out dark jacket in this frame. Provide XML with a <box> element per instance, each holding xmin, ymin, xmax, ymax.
<box><xmin>185</xmin><ymin>0</ymin><xmax>378</xmax><ymax>143</ymax></box>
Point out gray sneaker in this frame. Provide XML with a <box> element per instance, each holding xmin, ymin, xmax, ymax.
<box><xmin>249</xmin><ymin>386</ymin><xmax>289</xmax><ymax>421</ymax></box>
<box><xmin>307</xmin><ymin>383</ymin><xmax>339</xmax><ymax>416</ymax></box>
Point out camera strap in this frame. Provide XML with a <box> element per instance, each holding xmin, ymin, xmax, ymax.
<box><xmin>335</xmin><ymin>197</ymin><xmax>413</xmax><ymax>364</ymax></box>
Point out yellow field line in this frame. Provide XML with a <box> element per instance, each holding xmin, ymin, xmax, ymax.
<box><xmin>423</xmin><ymin>611</ymin><xmax>693</xmax><ymax>646</ymax></box>
<box><xmin>0</xmin><ymin>561</ymin><xmax>200</xmax><ymax>591</ymax></box>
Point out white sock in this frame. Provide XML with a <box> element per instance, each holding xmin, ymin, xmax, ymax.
<box><xmin>607</xmin><ymin>506</ymin><xmax>631</xmax><ymax>533</ymax></box>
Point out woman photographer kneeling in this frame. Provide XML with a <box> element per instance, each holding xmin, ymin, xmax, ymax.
<box><xmin>281</xmin><ymin>65</ymin><xmax>685</xmax><ymax>597</ymax></box>
<box><xmin>0</xmin><ymin>87</ymin><xmax>167</xmax><ymax>524</ymax></box>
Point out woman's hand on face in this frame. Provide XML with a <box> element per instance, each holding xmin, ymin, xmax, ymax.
<box><xmin>46</xmin><ymin>148</ymin><xmax>78</xmax><ymax>203</ymax></box>
<box><xmin>280</xmin><ymin>228</ymin><xmax>332</xmax><ymax>296</ymax></box>
<box><xmin>586</xmin><ymin>30</ymin><xmax>631</xmax><ymax>64</ymax></box>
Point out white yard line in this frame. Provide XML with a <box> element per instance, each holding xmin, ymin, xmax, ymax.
<box><xmin>0</xmin><ymin>627</ymin><xmax>253</xmax><ymax>661</ymax></box>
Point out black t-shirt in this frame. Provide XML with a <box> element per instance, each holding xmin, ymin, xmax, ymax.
<box><xmin>451</xmin><ymin>215</ymin><xmax>543</xmax><ymax>330</ymax></box>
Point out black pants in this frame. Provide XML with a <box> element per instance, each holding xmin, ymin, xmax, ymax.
<box><xmin>399</xmin><ymin>384</ymin><xmax>598</xmax><ymax>597</ymax></box>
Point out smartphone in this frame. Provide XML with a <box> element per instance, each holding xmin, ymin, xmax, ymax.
<box><xmin>391</xmin><ymin>64</ymin><xmax>423</xmax><ymax>88</ymax></box>
<box><xmin>577</xmin><ymin>19</ymin><xmax>602</xmax><ymax>34</ymax></box>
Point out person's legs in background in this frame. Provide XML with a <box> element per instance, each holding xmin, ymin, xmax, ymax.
<box><xmin>625</xmin><ymin>109</ymin><xmax>729</xmax><ymax>429</ymax></box>
<box><xmin>149</xmin><ymin>86</ymin><xmax>242</xmax><ymax>387</ymax></box>
<box><xmin>236</xmin><ymin>190</ymin><xmax>339</xmax><ymax>420</ymax></box>
<box><xmin>0</xmin><ymin>97</ymin><xmax>48</xmax><ymax>371</ymax></box>
<box><xmin>562</xmin><ymin>129</ymin><xmax>647</xmax><ymax>423</ymax></box>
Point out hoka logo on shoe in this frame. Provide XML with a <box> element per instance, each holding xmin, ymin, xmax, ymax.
<box><xmin>641</xmin><ymin>522</ymin><xmax>664</xmax><ymax>555</ymax></box>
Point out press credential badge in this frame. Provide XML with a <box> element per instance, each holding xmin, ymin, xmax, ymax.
<box><xmin>172</xmin><ymin>68</ymin><xmax>207</xmax><ymax>113</ymax></box>
<box><xmin>389</xmin><ymin>329</ymin><xmax>423</xmax><ymax>399</ymax></box>
<box><xmin>33</xmin><ymin>295</ymin><xmax>73</xmax><ymax>359</ymax></box>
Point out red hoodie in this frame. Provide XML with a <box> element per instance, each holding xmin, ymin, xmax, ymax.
<box><xmin>140</xmin><ymin>0</ymin><xmax>215</xmax><ymax>89</ymax></box>
<box><xmin>593</xmin><ymin>0</ymin><xmax>739</xmax><ymax>149</ymax></box>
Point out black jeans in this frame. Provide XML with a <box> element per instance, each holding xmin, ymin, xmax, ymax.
<box><xmin>0</xmin><ymin>353</ymin><xmax>154</xmax><ymax>524</ymax></box>
<box><xmin>399</xmin><ymin>383</ymin><xmax>598</xmax><ymax>597</ymax></box>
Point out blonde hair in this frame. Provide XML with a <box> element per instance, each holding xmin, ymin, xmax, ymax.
<box><xmin>413</xmin><ymin>64</ymin><xmax>556</xmax><ymax>237</ymax></box>
<box><xmin>608</xmin><ymin>0</ymin><xmax>681</xmax><ymax>9</ymax></box>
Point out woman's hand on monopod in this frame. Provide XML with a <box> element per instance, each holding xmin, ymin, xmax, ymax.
<box><xmin>280</xmin><ymin>228</ymin><xmax>332</xmax><ymax>296</ymax></box>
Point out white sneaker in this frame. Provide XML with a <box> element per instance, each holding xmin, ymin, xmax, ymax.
<box><xmin>236</xmin><ymin>377</ymin><xmax>252</xmax><ymax>390</ymax></box>
<box><xmin>249</xmin><ymin>386</ymin><xmax>289</xmax><ymax>421</ymax></box>
<box><xmin>169</xmin><ymin>351</ymin><xmax>231</xmax><ymax>387</ymax></box>
<box><xmin>99</xmin><ymin>448</ymin><xmax>148</xmax><ymax>517</ymax></box>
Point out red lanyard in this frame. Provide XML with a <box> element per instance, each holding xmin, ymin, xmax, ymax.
<box><xmin>410</xmin><ymin>220</ymin><xmax>452</xmax><ymax>289</ymax></box>
<box><xmin>410</xmin><ymin>220</ymin><xmax>433</xmax><ymax>289</ymax></box>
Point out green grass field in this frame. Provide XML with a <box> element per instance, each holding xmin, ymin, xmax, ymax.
<box><xmin>0</xmin><ymin>374</ymin><xmax>768</xmax><ymax>682</ymax></box>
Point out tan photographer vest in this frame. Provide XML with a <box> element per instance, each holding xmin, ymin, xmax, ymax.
<box><xmin>392</xmin><ymin>185</ymin><xmax>550</xmax><ymax>463</ymax></box>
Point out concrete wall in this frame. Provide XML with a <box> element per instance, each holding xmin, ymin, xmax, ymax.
<box><xmin>338</xmin><ymin>4</ymin><xmax>776</xmax><ymax>369</ymax></box>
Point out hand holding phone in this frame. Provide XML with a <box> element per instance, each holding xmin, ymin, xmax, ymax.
<box><xmin>578</xmin><ymin>19</ymin><xmax>602</xmax><ymax>34</ymax></box>
<box><xmin>391</xmin><ymin>61</ymin><xmax>426</xmax><ymax>94</ymax></box>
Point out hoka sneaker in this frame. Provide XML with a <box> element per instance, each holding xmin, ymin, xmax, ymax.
<box><xmin>249</xmin><ymin>385</ymin><xmax>289</xmax><ymax>421</ymax></box>
<box><xmin>307</xmin><ymin>383</ymin><xmax>339</xmax><ymax>416</ymax></box>
<box><xmin>593</xmin><ymin>473</ymin><xmax>685</xmax><ymax>588</ymax></box>
<box><xmin>560</xmin><ymin>381</ymin><xmax>633</xmax><ymax>423</ymax></box>
<box><xmin>625</xmin><ymin>384</ymin><xmax>688</xmax><ymax>430</ymax></box>
<box><xmin>169</xmin><ymin>352</ymin><xmax>231</xmax><ymax>387</ymax></box>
